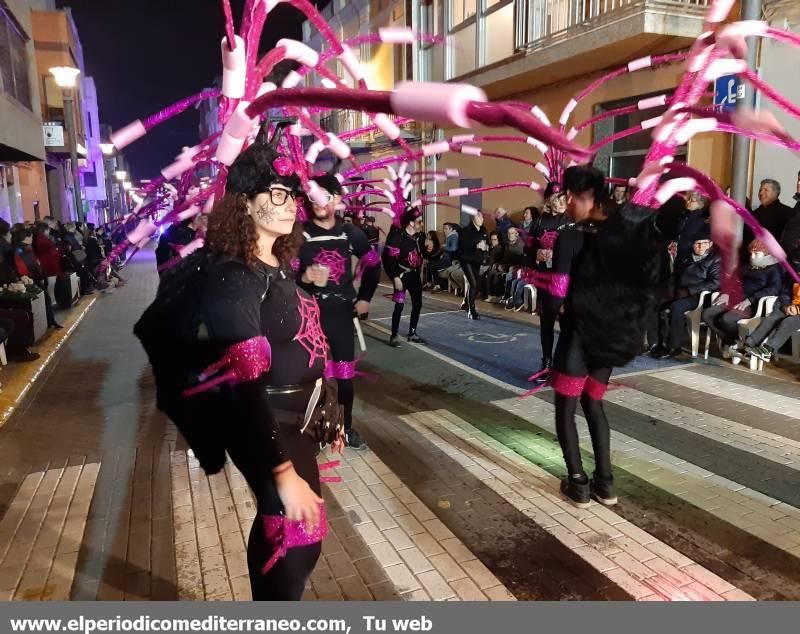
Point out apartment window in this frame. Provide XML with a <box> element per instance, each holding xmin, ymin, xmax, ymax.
<box><xmin>419</xmin><ymin>0</ymin><xmax>443</xmax><ymax>36</ymax></box>
<box><xmin>450</xmin><ymin>23</ymin><xmax>476</xmax><ymax>77</ymax></box>
<box><xmin>0</xmin><ymin>9</ymin><xmax>32</xmax><ymax>110</ymax></box>
<box><xmin>483</xmin><ymin>1</ymin><xmax>514</xmax><ymax>66</ymax></box>
<box><xmin>83</xmin><ymin>168</ymin><xmax>97</xmax><ymax>188</ymax></box>
<box><xmin>450</xmin><ymin>0</ymin><xmax>476</xmax><ymax>27</ymax></box>
<box><xmin>593</xmin><ymin>92</ymin><xmax>686</xmax><ymax>181</ymax></box>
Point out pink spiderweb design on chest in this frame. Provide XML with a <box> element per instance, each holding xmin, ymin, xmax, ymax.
<box><xmin>539</xmin><ymin>230</ymin><xmax>559</xmax><ymax>250</ymax></box>
<box><xmin>407</xmin><ymin>250</ymin><xmax>422</xmax><ymax>270</ymax></box>
<box><xmin>312</xmin><ymin>248</ymin><xmax>347</xmax><ymax>285</ymax></box>
<box><xmin>294</xmin><ymin>291</ymin><xmax>329</xmax><ymax>368</ymax></box>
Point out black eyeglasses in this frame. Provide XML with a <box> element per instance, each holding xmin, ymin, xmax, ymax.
<box><xmin>266</xmin><ymin>187</ymin><xmax>296</xmax><ymax>206</ymax></box>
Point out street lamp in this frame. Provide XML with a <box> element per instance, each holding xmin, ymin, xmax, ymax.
<box><xmin>49</xmin><ymin>66</ymin><xmax>84</xmax><ymax>222</ymax></box>
<box><xmin>99</xmin><ymin>143</ymin><xmax>114</xmax><ymax>156</ymax></box>
<box><xmin>115</xmin><ymin>170</ymin><xmax>127</xmax><ymax>181</ymax></box>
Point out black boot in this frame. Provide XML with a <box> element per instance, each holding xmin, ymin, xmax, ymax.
<box><xmin>467</xmin><ymin>305</ymin><xmax>480</xmax><ymax>320</ymax></box>
<box><xmin>460</xmin><ymin>300</ymin><xmax>468</xmax><ymax>311</ymax></box>
<box><xmin>560</xmin><ymin>474</ymin><xmax>591</xmax><ymax>508</ymax></box>
<box><xmin>535</xmin><ymin>358</ymin><xmax>551</xmax><ymax>384</ymax></box>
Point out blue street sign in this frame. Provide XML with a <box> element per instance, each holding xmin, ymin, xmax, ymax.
<box><xmin>714</xmin><ymin>75</ymin><xmax>746</xmax><ymax>112</ymax></box>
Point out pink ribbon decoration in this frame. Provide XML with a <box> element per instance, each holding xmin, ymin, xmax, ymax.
<box><xmin>183</xmin><ymin>336</ymin><xmax>272</xmax><ymax>397</ymax></box>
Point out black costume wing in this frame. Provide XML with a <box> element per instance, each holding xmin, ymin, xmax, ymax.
<box><xmin>569</xmin><ymin>204</ymin><xmax>669</xmax><ymax>369</ymax></box>
<box><xmin>134</xmin><ymin>250</ymin><xmax>228</xmax><ymax>474</ymax></box>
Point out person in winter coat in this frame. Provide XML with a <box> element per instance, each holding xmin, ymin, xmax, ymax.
<box><xmin>458</xmin><ymin>213</ymin><xmax>489</xmax><ymax>320</ymax></box>
<box><xmin>11</xmin><ymin>226</ymin><xmax>60</xmax><ymax>329</ymax></box>
<box><xmin>655</xmin><ymin>228</ymin><xmax>721</xmax><ymax>358</ymax></box>
<box><xmin>33</xmin><ymin>222</ymin><xmax>62</xmax><ymax>277</ymax></box>
<box><xmin>702</xmin><ymin>238</ymin><xmax>784</xmax><ymax>354</ymax></box>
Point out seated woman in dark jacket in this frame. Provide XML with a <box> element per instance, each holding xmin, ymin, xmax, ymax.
<box><xmin>702</xmin><ymin>238</ymin><xmax>783</xmax><ymax>355</ymax></box>
<box><xmin>656</xmin><ymin>228</ymin><xmax>721</xmax><ymax>358</ymax></box>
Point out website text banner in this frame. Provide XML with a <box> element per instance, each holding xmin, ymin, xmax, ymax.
<box><xmin>3</xmin><ymin>602</ymin><xmax>792</xmax><ymax>634</ymax></box>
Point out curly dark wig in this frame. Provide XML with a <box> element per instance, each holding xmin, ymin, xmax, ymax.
<box><xmin>206</xmin><ymin>144</ymin><xmax>301</xmax><ymax>267</ymax></box>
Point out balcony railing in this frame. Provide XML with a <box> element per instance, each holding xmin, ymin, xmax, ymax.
<box><xmin>515</xmin><ymin>0</ymin><xmax>709</xmax><ymax>51</ymax></box>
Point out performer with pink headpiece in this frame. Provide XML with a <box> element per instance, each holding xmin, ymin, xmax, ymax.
<box><xmin>136</xmin><ymin>144</ymin><xmax>344</xmax><ymax>601</ymax></box>
<box><xmin>297</xmin><ymin>173</ymin><xmax>381</xmax><ymax>450</ymax></box>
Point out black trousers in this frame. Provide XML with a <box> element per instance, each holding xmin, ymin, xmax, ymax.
<box><xmin>462</xmin><ymin>262</ymin><xmax>481</xmax><ymax>309</ymax></box>
<box><xmin>746</xmin><ymin>307</ymin><xmax>800</xmax><ymax>351</ymax></box>
<box><xmin>703</xmin><ymin>305</ymin><xmax>753</xmax><ymax>345</ymax></box>
<box><xmin>320</xmin><ymin>303</ymin><xmax>355</xmax><ymax>431</ymax></box>
<box><xmin>552</xmin><ymin>320</ymin><xmax>613</xmax><ymax>480</ymax></box>
<box><xmin>539</xmin><ymin>292</ymin><xmax>562</xmax><ymax>363</ymax></box>
<box><xmin>391</xmin><ymin>271</ymin><xmax>423</xmax><ymax>337</ymax></box>
<box><xmin>226</xmin><ymin>414</ymin><xmax>321</xmax><ymax>601</ymax></box>
<box><xmin>666</xmin><ymin>296</ymin><xmax>698</xmax><ymax>349</ymax></box>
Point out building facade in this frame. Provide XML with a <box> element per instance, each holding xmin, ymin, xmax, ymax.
<box><xmin>751</xmin><ymin>0</ymin><xmax>800</xmax><ymax>205</ymax></box>
<box><xmin>304</xmin><ymin>0</ymin><xmax>743</xmax><ymax>230</ymax></box>
<box><xmin>31</xmin><ymin>4</ymin><xmax>89</xmax><ymax>223</ymax></box>
<box><xmin>0</xmin><ymin>0</ymin><xmax>49</xmax><ymax>224</ymax></box>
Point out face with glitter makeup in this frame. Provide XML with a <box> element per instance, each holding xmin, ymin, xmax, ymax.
<box><xmin>247</xmin><ymin>185</ymin><xmax>297</xmax><ymax>237</ymax></box>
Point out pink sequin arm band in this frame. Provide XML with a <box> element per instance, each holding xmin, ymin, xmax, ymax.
<box><xmin>182</xmin><ymin>336</ymin><xmax>272</xmax><ymax>397</ymax></box>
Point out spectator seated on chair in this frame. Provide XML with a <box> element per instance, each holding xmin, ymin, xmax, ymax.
<box><xmin>11</xmin><ymin>225</ymin><xmax>61</xmax><ymax>330</ymax></box>
<box><xmin>702</xmin><ymin>239</ymin><xmax>783</xmax><ymax>357</ymax></box>
<box><xmin>422</xmin><ymin>230</ymin><xmax>443</xmax><ymax>290</ymax></box>
<box><xmin>430</xmin><ymin>223</ymin><xmax>459</xmax><ymax>292</ymax></box>
<box><xmin>480</xmin><ymin>232</ymin><xmax>505</xmax><ymax>301</ymax></box>
<box><xmin>744</xmin><ymin>257</ymin><xmax>800</xmax><ymax>362</ymax></box>
<box><xmin>655</xmin><ymin>229</ymin><xmax>720</xmax><ymax>359</ymax></box>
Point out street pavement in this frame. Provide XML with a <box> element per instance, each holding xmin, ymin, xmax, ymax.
<box><xmin>0</xmin><ymin>250</ymin><xmax>799</xmax><ymax>601</ymax></box>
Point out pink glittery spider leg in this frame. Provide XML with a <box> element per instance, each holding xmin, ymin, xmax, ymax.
<box><xmin>312</xmin><ymin>249</ymin><xmax>347</xmax><ymax>285</ymax></box>
<box><xmin>294</xmin><ymin>291</ymin><xmax>330</xmax><ymax>368</ymax></box>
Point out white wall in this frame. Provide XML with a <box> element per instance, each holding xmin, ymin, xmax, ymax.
<box><xmin>751</xmin><ymin>14</ymin><xmax>800</xmax><ymax>205</ymax></box>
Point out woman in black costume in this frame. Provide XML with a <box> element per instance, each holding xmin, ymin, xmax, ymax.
<box><xmin>548</xmin><ymin>166</ymin><xmax>665</xmax><ymax>509</ymax></box>
<box><xmin>137</xmin><ymin>144</ymin><xmax>339</xmax><ymax>600</ymax></box>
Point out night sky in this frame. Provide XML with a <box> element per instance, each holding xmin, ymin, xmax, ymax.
<box><xmin>57</xmin><ymin>1</ymin><xmax>313</xmax><ymax>179</ymax></box>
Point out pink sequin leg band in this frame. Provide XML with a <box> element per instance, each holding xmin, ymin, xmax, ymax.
<box><xmin>583</xmin><ymin>376</ymin><xmax>608</xmax><ymax>401</ymax></box>
<box><xmin>261</xmin><ymin>504</ymin><xmax>328</xmax><ymax>574</ymax></box>
<box><xmin>551</xmin><ymin>371</ymin><xmax>587</xmax><ymax>398</ymax></box>
<box><xmin>182</xmin><ymin>336</ymin><xmax>272</xmax><ymax>397</ymax></box>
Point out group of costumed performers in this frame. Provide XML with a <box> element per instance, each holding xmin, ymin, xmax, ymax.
<box><xmin>116</xmin><ymin>0</ymin><xmax>800</xmax><ymax>601</ymax></box>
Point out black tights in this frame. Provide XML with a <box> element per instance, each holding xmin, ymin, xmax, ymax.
<box><xmin>539</xmin><ymin>293</ymin><xmax>562</xmax><ymax>363</ymax></box>
<box><xmin>462</xmin><ymin>262</ymin><xmax>481</xmax><ymax>309</ymax></box>
<box><xmin>552</xmin><ymin>321</ymin><xmax>613</xmax><ymax>480</ymax></box>
<box><xmin>227</xmin><ymin>416</ymin><xmax>321</xmax><ymax>601</ymax></box>
<box><xmin>391</xmin><ymin>271</ymin><xmax>422</xmax><ymax>337</ymax></box>
<box><xmin>320</xmin><ymin>304</ymin><xmax>356</xmax><ymax>431</ymax></box>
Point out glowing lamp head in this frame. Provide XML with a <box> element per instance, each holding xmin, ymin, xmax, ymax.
<box><xmin>115</xmin><ymin>170</ymin><xmax>127</xmax><ymax>181</ymax></box>
<box><xmin>49</xmin><ymin>66</ymin><xmax>81</xmax><ymax>89</ymax></box>
<box><xmin>100</xmin><ymin>143</ymin><xmax>115</xmax><ymax>156</ymax></box>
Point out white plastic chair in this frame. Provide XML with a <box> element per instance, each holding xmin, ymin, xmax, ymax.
<box><xmin>523</xmin><ymin>283</ymin><xmax>537</xmax><ymax>314</ymax></box>
<box><xmin>704</xmin><ymin>296</ymin><xmax>778</xmax><ymax>367</ymax></box>
<box><xmin>735</xmin><ymin>296</ymin><xmax>778</xmax><ymax>370</ymax></box>
<box><xmin>684</xmin><ymin>291</ymin><xmax>719</xmax><ymax>358</ymax></box>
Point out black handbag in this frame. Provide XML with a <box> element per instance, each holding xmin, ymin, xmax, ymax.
<box><xmin>300</xmin><ymin>378</ymin><xmax>344</xmax><ymax>446</ymax></box>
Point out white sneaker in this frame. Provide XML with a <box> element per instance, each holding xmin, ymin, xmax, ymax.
<box><xmin>722</xmin><ymin>344</ymin><xmax>739</xmax><ymax>359</ymax></box>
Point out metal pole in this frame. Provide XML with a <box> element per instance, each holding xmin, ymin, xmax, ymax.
<box><xmin>63</xmin><ymin>90</ymin><xmax>84</xmax><ymax>223</ymax></box>
<box><xmin>730</xmin><ymin>0</ymin><xmax>762</xmax><ymax>208</ymax></box>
